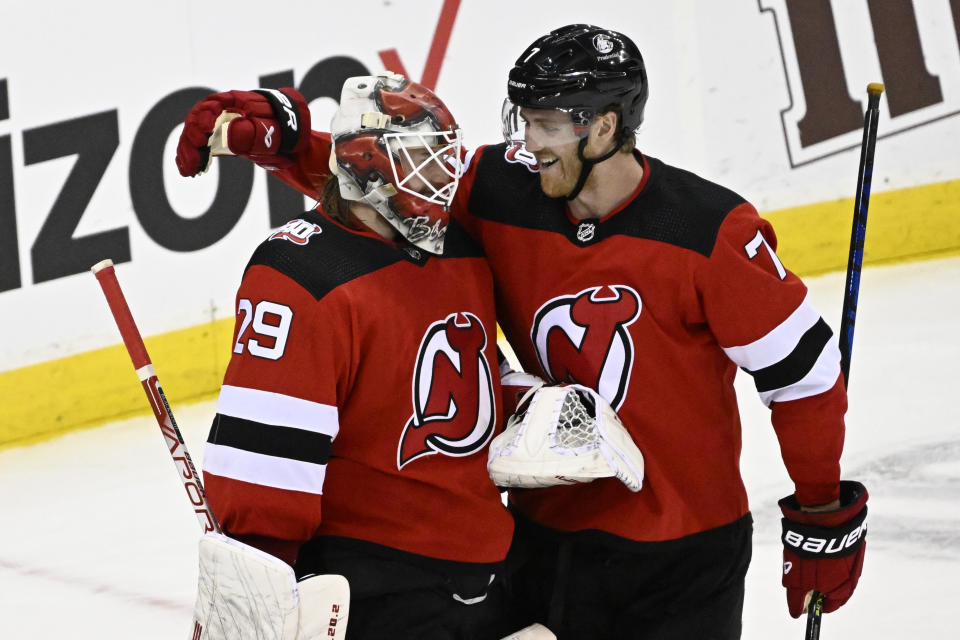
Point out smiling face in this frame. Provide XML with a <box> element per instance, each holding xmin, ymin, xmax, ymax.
<box><xmin>519</xmin><ymin>108</ymin><xmax>586</xmax><ymax>198</ymax></box>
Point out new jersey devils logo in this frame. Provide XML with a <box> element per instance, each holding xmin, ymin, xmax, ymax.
<box><xmin>504</xmin><ymin>142</ymin><xmax>540</xmax><ymax>172</ymax></box>
<box><xmin>398</xmin><ymin>312</ymin><xmax>496</xmax><ymax>469</ymax></box>
<box><xmin>531</xmin><ymin>285</ymin><xmax>642</xmax><ymax>410</ymax></box>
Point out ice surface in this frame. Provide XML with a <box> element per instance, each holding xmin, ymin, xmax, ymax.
<box><xmin>1</xmin><ymin>256</ymin><xmax>958</xmax><ymax>639</ymax></box>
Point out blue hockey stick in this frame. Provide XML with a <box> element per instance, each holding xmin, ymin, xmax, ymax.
<box><xmin>805</xmin><ymin>82</ymin><xmax>884</xmax><ymax>640</ymax></box>
<box><xmin>837</xmin><ymin>83</ymin><xmax>885</xmax><ymax>387</ymax></box>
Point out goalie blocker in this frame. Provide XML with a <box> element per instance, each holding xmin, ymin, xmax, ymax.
<box><xmin>487</xmin><ymin>384</ymin><xmax>645</xmax><ymax>492</ymax></box>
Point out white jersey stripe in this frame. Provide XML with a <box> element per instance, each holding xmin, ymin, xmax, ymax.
<box><xmin>217</xmin><ymin>385</ymin><xmax>339</xmax><ymax>438</ymax></box>
<box><xmin>721</xmin><ymin>294</ymin><xmax>821</xmax><ymax>371</ymax></box>
<box><xmin>758</xmin><ymin>337</ymin><xmax>841</xmax><ymax>406</ymax></box>
<box><xmin>203</xmin><ymin>442</ymin><xmax>326</xmax><ymax>494</ymax></box>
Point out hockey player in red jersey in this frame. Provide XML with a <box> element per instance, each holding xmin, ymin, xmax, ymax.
<box><xmin>177</xmin><ymin>26</ymin><xmax>868</xmax><ymax>639</ymax></box>
<box><xmin>175</xmin><ymin>74</ymin><xmax>527</xmax><ymax>639</ymax></box>
<box><xmin>470</xmin><ymin>25</ymin><xmax>868</xmax><ymax>639</ymax></box>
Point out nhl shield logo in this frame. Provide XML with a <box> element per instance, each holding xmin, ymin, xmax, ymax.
<box><xmin>576</xmin><ymin>222</ymin><xmax>596</xmax><ymax>243</ymax></box>
<box><xmin>593</xmin><ymin>34</ymin><xmax>615</xmax><ymax>54</ymax></box>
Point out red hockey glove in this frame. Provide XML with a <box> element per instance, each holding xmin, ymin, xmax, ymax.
<box><xmin>779</xmin><ymin>480</ymin><xmax>868</xmax><ymax>618</ymax></box>
<box><xmin>175</xmin><ymin>87</ymin><xmax>310</xmax><ymax>177</ymax></box>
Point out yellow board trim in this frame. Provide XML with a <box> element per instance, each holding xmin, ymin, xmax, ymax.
<box><xmin>765</xmin><ymin>177</ymin><xmax>960</xmax><ymax>275</ymax></box>
<box><xmin>0</xmin><ymin>317</ymin><xmax>235</xmax><ymax>448</ymax></box>
<box><xmin>2</xmin><ymin>177</ymin><xmax>959</xmax><ymax>449</ymax></box>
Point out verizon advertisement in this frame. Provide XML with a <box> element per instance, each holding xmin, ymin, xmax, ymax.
<box><xmin>2</xmin><ymin>0</ymin><xmax>958</xmax><ymax>371</ymax></box>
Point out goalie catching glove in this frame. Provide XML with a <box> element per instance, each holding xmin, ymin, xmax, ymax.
<box><xmin>176</xmin><ymin>88</ymin><xmax>310</xmax><ymax>177</ymax></box>
<box><xmin>191</xmin><ymin>532</ymin><xmax>349</xmax><ymax>640</ymax></box>
<box><xmin>487</xmin><ymin>384</ymin><xmax>644</xmax><ymax>492</ymax></box>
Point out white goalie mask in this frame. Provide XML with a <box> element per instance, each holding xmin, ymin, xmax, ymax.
<box><xmin>328</xmin><ymin>72</ymin><xmax>463</xmax><ymax>254</ymax></box>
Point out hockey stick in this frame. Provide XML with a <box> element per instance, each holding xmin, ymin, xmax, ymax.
<box><xmin>805</xmin><ymin>82</ymin><xmax>885</xmax><ymax>640</ymax></box>
<box><xmin>93</xmin><ymin>259</ymin><xmax>354</xmax><ymax>637</ymax></box>
<box><xmin>837</xmin><ymin>82</ymin><xmax>885</xmax><ymax>388</ymax></box>
<box><xmin>91</xmin><ymin>258</ymin><xmax>220</xmax><ymax>535</ymax></box>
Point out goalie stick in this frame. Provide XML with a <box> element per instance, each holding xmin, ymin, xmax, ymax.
<box><xmin>804</xmin><ymin>82</ymin><xmax>884</xmax><ymax>640</ymax></box>
<box><xmin>92</xmin><ymin>258</ymin><xmax>350</xmax><ymax>639</ymax></box>
<box><xmin>91</xmin><ymin>258</ymin><xmax>219</xmax><ymax>535</ymax></box>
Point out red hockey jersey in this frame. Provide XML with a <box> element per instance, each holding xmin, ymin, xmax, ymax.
<box><xmin>202</xmin><ymin>209</ymin><xmax>513</xmax><ymax>564</ymax></box>
<box><xmin>265</xmin><ymin>132</ymin><xmax>847</xmax><ymax>545</ymax></box>
<box><xmin>451</xmin><ymin>145</ymin><xmax>847</xmax><ymax>543</ymax></box>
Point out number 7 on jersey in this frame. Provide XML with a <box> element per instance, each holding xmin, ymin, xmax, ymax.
<box><xmin>745</xmin><ymin>229</ymin><xmax>787</xmax><ymax>280</ymax></box>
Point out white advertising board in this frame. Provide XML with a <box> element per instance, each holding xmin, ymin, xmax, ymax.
<box><xmin>1</xmin><ymin>0</ymin><xmax>958</xmax><ymax>372</ymax></box>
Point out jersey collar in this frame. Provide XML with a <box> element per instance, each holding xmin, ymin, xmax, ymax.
<box><xmin>563</xmin><ymin>150</ymin><xmax>651</xmax><ymax>227</ymax></box>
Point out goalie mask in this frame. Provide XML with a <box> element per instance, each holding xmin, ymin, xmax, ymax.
<box><xmin>329</xmin><ymin>73</ymin><xmax>463</xmax><ymax>254</ymax></box>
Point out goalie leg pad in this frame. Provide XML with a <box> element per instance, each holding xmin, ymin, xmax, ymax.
<box><xmin>296</xmin><ymin>573</ymin><xmax>350</xmax><ymax>639</ymax></box>
<box><xmin>193</xmin><ymin>532</ymin><xmax>299</xmax><ymax>640</ymax></box>
<box><xmin>191</xmin><ymin>533</ymin><xmax>350</xmax><ymax>640</ymax></box>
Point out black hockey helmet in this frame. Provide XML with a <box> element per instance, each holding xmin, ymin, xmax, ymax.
<box><xmin>506</xmin><ymin>24</ymin><xmax>649</xmax><ymax>140</ymax></box>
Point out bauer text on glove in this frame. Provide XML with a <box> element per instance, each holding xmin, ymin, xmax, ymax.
<box><xmin>779</xmin><ymin>480</ymin><xmax>868</xmax><ymax>618</ymax></box>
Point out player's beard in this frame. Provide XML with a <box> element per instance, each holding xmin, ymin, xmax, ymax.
<box><xmin>536</xmin><ymin>147</ymin><xmax>582</xmax><ymax>199</ymax></box>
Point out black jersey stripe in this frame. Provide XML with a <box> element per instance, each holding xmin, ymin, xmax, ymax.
<box><xmin>745</xmin><ymin>318</ymin><xmax>834</xmax><ymax>393</ymax></box>
<box><xmin>468</xmin><ymin>146</ymin><xmax>745</xmax><ymax>256</ymax></box>
<box><xmin>207</xmin><ymin>413</ymin><xmax>332</xmax><ymax>465</ymax></box>
<box><xmin>246</xmin><ymin>210</ymin><xmax>484</xmax><ymax>301</ymax></box>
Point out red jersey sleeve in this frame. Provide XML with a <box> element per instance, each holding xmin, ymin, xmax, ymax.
<box><xmin>203</xmin><ymin>263</ymin><xmax>353</xmax><ymax>559</ymax></box>
<box><xmin>261</xmin><ymin>130</ymin><xmax>334</xmax><ymax>201</ymax></box>
<box><xmin>696</xmin><ymin>204</ymin><xmax>846</xmax><ymax>505</ymax></box>
<box><xmin>450</xmin><ymin>144</ymin><xmax>486</xmax><ymax>234</ymax></box>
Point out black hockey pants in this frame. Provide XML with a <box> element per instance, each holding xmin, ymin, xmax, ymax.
<box><xmin>296</xmin><ymin>536</ymin><xmax>513</xmax><ymax>640</ymax></box>
<box><xmin>504</xmin><ymin>512</ymin><xmax>753</xmax><ymax>640</ymax></box>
